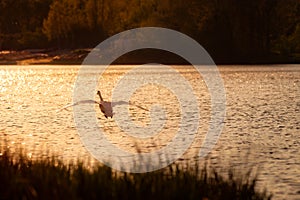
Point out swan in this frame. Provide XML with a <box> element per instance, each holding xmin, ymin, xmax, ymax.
<box><xmin>60</xmin><ymin>90</ymin><xmax>148</xmax><ymax>118</ymax></box>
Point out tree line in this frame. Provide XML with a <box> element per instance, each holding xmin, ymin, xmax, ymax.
<box><xmin>0</xmin><ymin>0</ymin><xmax>299</xmax><ymax>62</ymax></box>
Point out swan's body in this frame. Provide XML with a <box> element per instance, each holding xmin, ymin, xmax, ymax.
<box><xmin>97</xmin><ymin>91</ymin><xmax>113</xmax><ymax>118</ymax></box>
<box><xmin>60</xmin><ymin>90</ymin><xmax>148</xmax><ymax>119</ymax></box>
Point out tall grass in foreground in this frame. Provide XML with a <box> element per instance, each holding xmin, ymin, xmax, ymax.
<box><xmin>0</xmin><ymin>148</ymin><xmax>272</xmax><ymax>200</ymax></box>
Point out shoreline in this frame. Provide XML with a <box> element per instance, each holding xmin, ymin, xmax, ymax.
<box><xmin>0</xmin><ymin>49</ymin><xmax>89</xmax><ymax>65</ymax></box>
<box><xmin>0</xmin><ymin>48</ymin><xmax>299</xmax><ymax>65</ymax></box>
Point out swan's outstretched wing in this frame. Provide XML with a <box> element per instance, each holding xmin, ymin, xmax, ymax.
<box><xmin>112</xmin><ymin>100</ymin><xmax>149</xmax><ymax>111</ymax></box>
<box><xmin>132</xmin><ymin>104</ymin><xmax>149</xmax><ymax>111</ymax></box>
<box><xmin>58</xmin><ymin>100</ymin><xmax>100</xmax><ymax>111</ymax></box>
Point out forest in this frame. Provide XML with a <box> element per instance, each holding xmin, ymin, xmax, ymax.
<box><xmin>0</xmin><ymin>0</ymin><xmax>299</xmax><ymax>63</ymax></box>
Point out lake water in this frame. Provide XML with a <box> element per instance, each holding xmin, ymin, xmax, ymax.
<box><xmin>0</xmin><ymin>64</ymin><xmax>299</xmax><ymax>199</ymax></box>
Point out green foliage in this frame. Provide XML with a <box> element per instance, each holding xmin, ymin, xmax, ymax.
<box><xmin>43</xmin><ymin>0</ymin><xmax>91</xmax><ymax>47</ymax></box>
<box><xmin>0</xmin><ymin>0</ymin><xmax>52</xmax><ymax>49</ymax></box>
<box><xmin>0</xmin><ymin>148</ymin><xmax>272</xmax><ymax>200</ymax></box>
<box><xmin>270</xmin><ymin>0</ymin><xmax>300</xmax><ymax>59</ymax></box>
<box><xmin>274</xmin><ymin>24</ymin><xmax>300</xmax><ymax>57</ymax></box>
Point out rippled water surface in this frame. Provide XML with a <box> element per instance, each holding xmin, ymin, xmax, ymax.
<box><xmin>0</xmin><ymin>64</ymin><xmax>299</xmax><ymax>199</ymax></box>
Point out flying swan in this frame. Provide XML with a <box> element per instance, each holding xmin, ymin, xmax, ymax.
<box><xmin>60</xmin><ymin>90</ymin><xmax>148</xmax><ymax>118</ymax></box>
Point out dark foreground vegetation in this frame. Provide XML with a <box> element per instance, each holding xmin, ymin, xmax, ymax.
<box><xmin>0</xmin><ymin>148</ymin><xmax>272</xmax><ymax>200</ymax></box>
<box><xmin>0</xmin><ymin>0</ymin><xmax>299</xmax><ymax>63</ymax></box>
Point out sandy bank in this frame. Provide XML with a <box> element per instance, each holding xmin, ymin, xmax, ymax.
<box><xmin>0</xmin><ymin>49</ymin><xmax>90</xmax><ymax>65</ymax></box>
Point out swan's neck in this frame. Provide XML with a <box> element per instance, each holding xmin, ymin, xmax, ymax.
<box><xmin>98</xmin><ymin>92</ymin><xmax>104</xmax><ymax>101</ymax></box>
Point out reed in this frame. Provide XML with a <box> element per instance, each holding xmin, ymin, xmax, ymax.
<box><xmin>0</xmin><ymin>148</ymin><xmax>272</xmax><ymax>200</ymax></box>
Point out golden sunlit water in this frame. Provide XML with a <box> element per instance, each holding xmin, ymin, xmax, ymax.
<box><xmin>0</xmin><ymin>64</ymin><xmax>299</xmax><ymax>199</ymax></box>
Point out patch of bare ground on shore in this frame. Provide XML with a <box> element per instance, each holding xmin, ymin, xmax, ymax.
<box><xmin>0</xmin><ymin>49</ymin><xmax>90</xmax><ymax>65</ymax></box>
